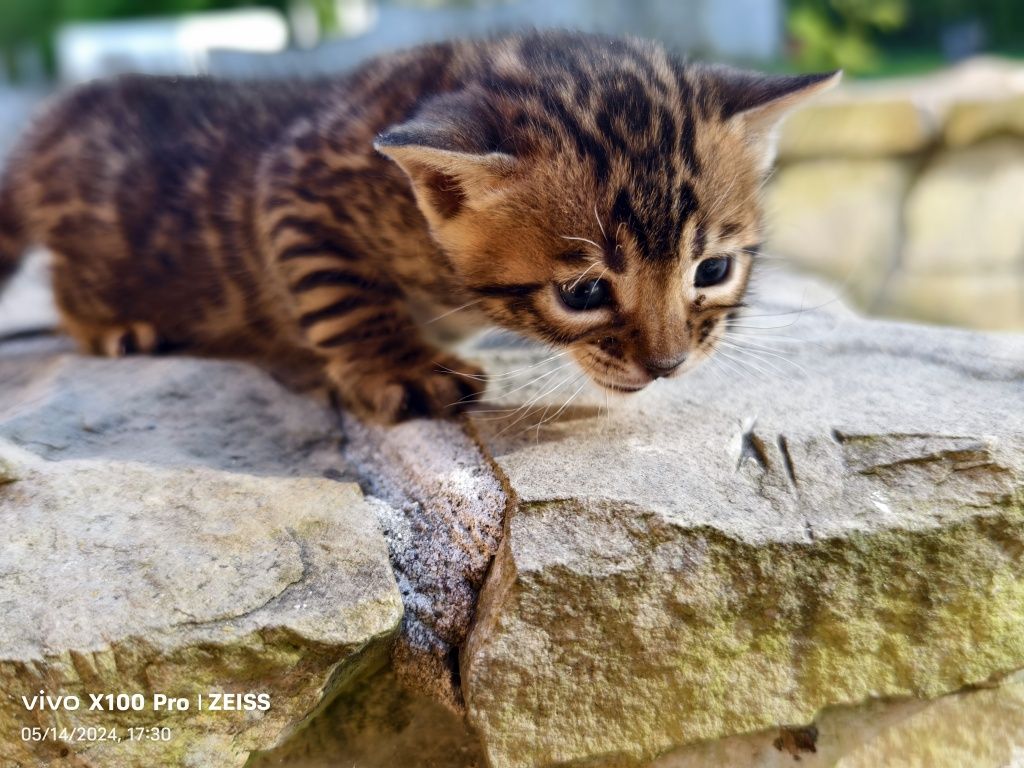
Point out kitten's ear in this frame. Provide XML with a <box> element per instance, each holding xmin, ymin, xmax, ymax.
<box><xmin>375</xmin><ymin>118</ymin><xmax>517</xmax><ymax>224</ymax></box>
<box><xmin>712</xmin><ymin>67</ymin><xmax>842</xmax><ymax>171</ymax></box>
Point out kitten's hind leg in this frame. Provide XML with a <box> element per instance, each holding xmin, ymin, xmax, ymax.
<box><xmin>50</xmin><ymin>253</ymin><xmax>163</xmax><ymax>357</ymax></box>
<box><xmin>96</xmin><ymin>322</ymin><xmax>160</xmax><ymax>357</ymax></box>
<box><xmin>60</xmin><ymin>314</ymin><xmax>161</xmax><ymax>358</ymax></box>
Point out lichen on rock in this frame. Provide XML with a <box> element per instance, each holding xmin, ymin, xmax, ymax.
<box><xmin>0</xmin><ymin>439</ymin><xmax>403</xmax><ymax>768</ymax></box>
<box><xmin>1</xmin><ymin>267</ymin><xmax>1022</xmax><ymax>768</ymax></box>
<box><xmin>460</xmin><ymin>271</ymin><xmax>1024</xmax><ymax>768</ymax></box>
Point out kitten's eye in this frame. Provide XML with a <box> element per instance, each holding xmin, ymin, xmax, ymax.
<box><xmin>558</xmin><ymin>278</ymin><xmax>611</xmax><ymax>311</ymax></box>
<box><xmin>694</xmin><ymin>256</ymin><xmax>732</xmax><ymax>288</ymax></box>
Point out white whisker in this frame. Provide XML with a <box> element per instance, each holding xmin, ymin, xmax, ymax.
<box><xmin>494</xmin><ymin>367</ymin><xmax>580</xmax><ymax>436</ymax></box>
<box><xmin>593</xmin><ymin>205</ymin><xmax>608</xmax><ymax>243</ymax></box>
<box><xmin>717</xmin><ymin>347</ymin><xmax>785</xmax><ymax>381</ymax></box>
<box><xmin>471</xmin><ymin>360</ymin><xmax>576</xmax><ymax>406</ymax></box>
<box><xmin>424</xmin><ymin>299</ymin><xmax>482</xmax><ymax>325</ymax></box>
<box><xmin>719</xmin><ymin>339</ymin><xmax>806</xmax><ymax>377</ymax></box>
<box><xmin>533</xmin><ymin>374</ymin><xmax>589</xmax><ymax>440</ymax></box>
<box><xmin>440</xmin><ymin>349</ymin><xmax>570</xmax><ymax>382</ymax></box>
<box><xmin>568</xmin><ymin>260</ymin><xmax>603</xmax><ymax>291</ymax></box>
<box><xmin>725</xmin><ymin>335</ymin><xmax>816</xmax><ymax>356</ymax></box>
<box><xmin>726</xmin><ymin>331</ymin><xmax>817</xmax><ymax>346</ymax></box>
<box><xmin>560</xmin><ymin>235</ymin><xmax>604</xmax><ymax>252</ymax></box>
<box><xmin>713</xmin><ymin>350</ymin><xmax>760</xmax><ymax>385</ymax></box>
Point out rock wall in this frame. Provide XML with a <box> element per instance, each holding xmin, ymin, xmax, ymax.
<box><xmin>0</xmin><ymin>334</ymin><xmax>505</xmax><ymax>765</ymax></box>
<box><xmin>458</xmin><ymin>273</ymin><xmax>1024</xmax><ymax>767</ymax></box>
<box><xmin>2</xmin><ymin>267</ymin><xmax>1022</xmax><ymax>767</ymax></box>
<box><xmin>0</xmin><ymin>439</ymin><xmax>403</xmax><ymax>767</ymax></box>
<box><xmin>767</xmin><ymin>57</ymin><xmax>1024</xmax><ymax>331</ymax></box>
<box><xmin>2</xmin><ymin>59</ymin><xmax>1024</xmax><ymax>761</ymax></box>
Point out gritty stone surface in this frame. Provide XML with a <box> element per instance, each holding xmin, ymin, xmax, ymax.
<box><xmin>340</xmin><ymin>415</ymin><xmax>507</xmax><ymax>709</ymax></box>
<box><xmin>0</xmin><ymin>439</ymin><xmax>403</xmax><ymax>768</ymax></box>
<box><xmin>4</xmin><ymin>254</ymin><xmax>1024</xmax><ymax>767</ymax></box>
<box><xmin>250</xmin><ymin>666</ymin><xmax>485</xmax><ymax>768</ymax></box>
<box><xmin>0</xmin><ymin>331</ymin><xmax>505</xmax><ymax>760</ymax></box>
<box><xmin>654</xmin><ymin>675</ymin><xmax>1024</xmax><ymax>768</ymax></box>
<box><xmin>461</xmin><ymin>271</ymin><xmax>1024</xmax><ymax>768</ymax></box>
<box><xmin>0</xmin><ymin>341</ymin><xmax>356</xmax><ymax>477</ymax></box>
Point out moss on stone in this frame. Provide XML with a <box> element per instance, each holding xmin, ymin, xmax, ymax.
<box><xmin>465</xmin><ymin>498</ymin><xmax>1024</xmax><ymax>768</ymax></box>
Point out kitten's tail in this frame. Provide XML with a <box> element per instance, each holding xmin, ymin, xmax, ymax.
<box><xmin>0</xmin><ymin>175</ymin><xmax>28</xmax><ymax>295</ymax></box>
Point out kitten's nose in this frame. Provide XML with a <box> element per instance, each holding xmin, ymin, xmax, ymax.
<box><xmin>643</xmin><ymin>355</ymin><xmax>686</xmax><ymax>379</ymax></box>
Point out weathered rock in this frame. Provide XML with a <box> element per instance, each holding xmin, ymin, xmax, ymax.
<box><xmin>777</xmin><ymin>100</ymin><xmax>934</xmax><ymax>160</ymax></box>
<box><xmin>340</xmin><ymin>414</ymin><xmax>507</xmax><ymax>709</ymax></box>
<box><xmin>4</xmin><ymin>255</ymin><xmax>1024</xmax><ymax>767</ymax></box>
<box><xmin>0</xmin><ymin>334</ymin><xmax>505</xmax><ymax>759</ymax></box>
<box><xmin>879</xmin><ymin>270</ymin><xmax>1024</xmax><ymax>331</ymax></box>
<box><xmin>764</xmin><ymin>158</ymin><xmax>912</xmax><ymax>304</ymax></box>
<box><xmin>0</xmin><ymin>439</ymin><xmax>403</xmax><ymax>768</ymax></box>
<box><xmin>831</xmin><ymin>676</ymin><xmax>1024</xmax><ymax>768</ymax></box>
<box><xmin>255</xmin><ymin>670</ymin><xmax>1024</xmax><ymax>768</ymax></box>
<box><xmin>461</xmin><ymin>272</ymin><xmax>1024</xmax><ymax>768</ymax></box>
<box><xmin>250</xmin><ymin>666</ymin><xmax>485</xmax><ymax>768</ymax></box>
<box><xmin>945</xmin><ymin>95</ymin><xmax>1024</xmax><ymax>147</ymax></box>
<box><xmin>902</xmin><ymin>137</ymin><xmax>1024</xmax><ymax>273</ymax></box>
<box><xmin>654</xmin><ymin>674</ymin><xmax>1024</xmax><ymax>768</ymax></box>
<box><xmin>762</xmin><ymin>60</ymin><xmax>1024</xmax><ymax>332</ymax></box>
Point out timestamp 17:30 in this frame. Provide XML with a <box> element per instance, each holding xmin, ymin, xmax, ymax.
<box><xmin>21</xmin><ymin>725</ymin><xmax>172</xmax><ymax>743</ymax></box>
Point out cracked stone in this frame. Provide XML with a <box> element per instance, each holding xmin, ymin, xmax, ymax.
<box><xmin>460</xmin><ymin>270</ymin><xmax>1024</xmax><ymax>768</ymax></box>
<box><xmin>0</xmin><ymin>325</ymin><xmax>507</xmax><ymax>761</ymax></box>
<box><xmin>0</xmin><ymin>440</ymin><xmax>403</xmax><ymax>768</ymax></box>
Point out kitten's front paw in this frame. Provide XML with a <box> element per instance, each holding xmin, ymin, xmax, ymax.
<box><xmin>339</xmin><ymin>355</ymin><xmax>486</xmax><ymax>424</ymax></box>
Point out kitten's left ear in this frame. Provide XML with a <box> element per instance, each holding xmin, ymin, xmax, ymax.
<box><xmin>374</xmin><ymin>98</ymin><xmax>518</xmax><ymax>225</ymax></box>
<box><xmin>713</xmin><ymin>67</ymin><xmax>843</xmax><ymax>172</ymax></box>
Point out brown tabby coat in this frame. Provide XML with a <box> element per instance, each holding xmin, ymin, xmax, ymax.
<box><xmin>0</xmin><ymin>32</ymin><xmax>837</xmax><ymax>423</ymax></box>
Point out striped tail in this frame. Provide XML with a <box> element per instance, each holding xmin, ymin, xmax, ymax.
<box><xmin>0</xmin><ymin>177</ymin><xmax>27</xmax><ymax>293</ymax></box>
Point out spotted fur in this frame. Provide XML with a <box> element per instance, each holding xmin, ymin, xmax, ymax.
<box><xmin>0</xmin><ymin>31</ymin><xmax>837</xmax><ymax>422</ymax></box>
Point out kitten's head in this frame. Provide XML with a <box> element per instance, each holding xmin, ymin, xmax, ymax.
<box><xmin>376</xmin><ymin>33</ymin><xmax>839</xmax><ymax>392</ymax></box>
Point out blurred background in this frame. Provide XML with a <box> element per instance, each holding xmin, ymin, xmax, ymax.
<box><xmin>0</xmin><ymin>0</ymin><xmax>1022</xmax><ymax>331</ymax></box>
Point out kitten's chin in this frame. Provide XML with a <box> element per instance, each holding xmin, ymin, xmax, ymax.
<box><xmin>571</xmin><ymin>350</ymin><xmax>653</xmax><ymax>393</ymax></box>
<box><xmin>588</xmin><ymin>376</ymin><xmax>650</xmax><ymax>394</ymax></box>
<box><xmin>587</xmin><ymin>356</ymin><xmax>707</xmax><ymax>393</ymax></box>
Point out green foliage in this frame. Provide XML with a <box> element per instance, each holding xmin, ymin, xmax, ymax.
<box><xmin>787</xmin><ymin>0</ymin><xmax>1024</xmax><ymax>75</ymax></box>
<box><xmin>895</xmin><ymin>0</ymin><xmax>1024</xmax><ymax>50</ymax></box>
<box><xmin>0</xmin><ymin>1</ymin><xmax>57</xmax><ymax>48</ymax></box>
<box><xmin>307</xmin><ymin>0</ymin><xmax>340</xmax><ymax>35</ymax></box>
<box><xmin>787</xmin><ymin>0</ymin><xmax>908</xmax><ymax>74</ymax></box>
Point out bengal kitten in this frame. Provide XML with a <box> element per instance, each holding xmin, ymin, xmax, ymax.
<box><xmin>0</xmin><ymin>32</ymin><xmax>838</xmax><ymax>423</ymax></box>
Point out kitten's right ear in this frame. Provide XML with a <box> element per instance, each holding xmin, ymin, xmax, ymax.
<box><xmin>375</xmin><ymin>118</ymin><xmax>517</xmax><ymax>224</ymax></box>
<box><xmin>711</xmin><ymin>67</ymin><xmax>842</xmax><ymax>173</ymax></box>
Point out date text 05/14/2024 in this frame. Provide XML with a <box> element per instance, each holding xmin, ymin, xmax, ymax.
<box><xmin>22</xmin><ymin>725</ymin><xmax>174</xmax><ymax>744</ymax></box>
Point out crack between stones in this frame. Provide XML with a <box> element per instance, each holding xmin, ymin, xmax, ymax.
<box><xmin>336</xmin><ymin>414</ymin><xmax>513</xmax><ymax>712</ymax></box>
